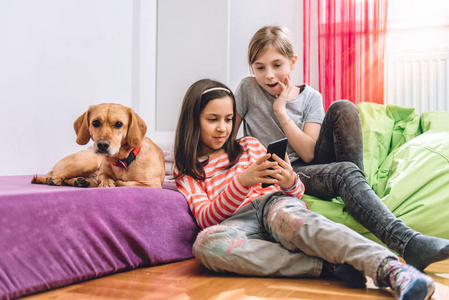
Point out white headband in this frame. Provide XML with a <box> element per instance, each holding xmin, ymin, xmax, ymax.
<box><xmin>202</xmin><ymin>87</ymin><xmax>231</xmax><ymax>95</ymax></box>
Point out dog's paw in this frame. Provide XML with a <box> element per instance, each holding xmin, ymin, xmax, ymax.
<box><xmin>47</xmin><ymin>177</ymin><xmax>63</xmax><ymax>186</ymax></box>
<box><xmin>98</xmin><ymin>179</ymin><xmax>116</xmax><ymax>188</ymax></box>
<box><xmin>115</xmin><ymin>180</ymin><xmax>126</xmax><ymax>186</ymax></box>
<box><xmin>74</xmin><ymin>177</ymin><xmax>90</xmax><ymax>188</ymax></box>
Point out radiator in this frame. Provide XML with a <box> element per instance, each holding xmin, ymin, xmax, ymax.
<box><xmin>385</xmin><ymin>50</ymin><xmax>449</xmax><ymax>113</ymax></box>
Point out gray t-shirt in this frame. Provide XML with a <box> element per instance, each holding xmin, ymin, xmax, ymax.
<box><xmin>235</xmin><ymin>76</ymin><xmax>325</xmax><ymax>163</ymax></box>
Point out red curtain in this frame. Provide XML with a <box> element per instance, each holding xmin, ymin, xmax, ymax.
<box><xmin>304</xmin><ymin>0</ymin><xmax>388</xmax><ymax>110</ymax></box>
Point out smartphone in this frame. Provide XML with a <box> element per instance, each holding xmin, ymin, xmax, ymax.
<box><xmin>262</xmin><ymin>137</ymin><xmax>288</xmax><ymax>188</ymax></box>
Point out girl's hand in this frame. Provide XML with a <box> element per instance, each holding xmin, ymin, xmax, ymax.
<box><xmin>270</xmin><ymin>153</ymin><xmax>296</xmax><ymax>190</ymax></box>
<box><xmin>238</xmin><ymin>154</ymin><xmax>281</xmax><ymax>187</ymax></box>
<box><xmin>273</xmin><ymin>74</ymin><xmax>293</xmax><ymax>114</ymax></box>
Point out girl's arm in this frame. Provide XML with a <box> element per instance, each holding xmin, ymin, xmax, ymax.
<box><xmin>282</xmin><ymin>121</ymin><xmax>320</xmax><ymax>163</ymax></box>
<box><xmin>176</xmin><ymin>174</ymin><xmax>251</xmax><ymax>229</ymax></box>
<box><xmin>273</xmin><ymin>76</ymin><xmax>320</xmax><ymax>163</ymax></box>
<box><xmin>175</xmin><ymin>152</ymin><xmax>278</xmax><ymax>229</ymax></box>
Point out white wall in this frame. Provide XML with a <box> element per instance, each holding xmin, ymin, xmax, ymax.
<box><xmin>156</xmin><ymin>0</ymin><xmax>230</xmax><ymax>132</ymax></box>
<box><xmin>0</xmin><ymin>0</ymin><xmax>301</xmax><ymax>176</ymax></box>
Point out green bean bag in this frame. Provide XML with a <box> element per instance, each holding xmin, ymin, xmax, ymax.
<box><xmin>302</xmin><ymin>102</ymin><xmax>449</xmax><ymax>244</ymax></box>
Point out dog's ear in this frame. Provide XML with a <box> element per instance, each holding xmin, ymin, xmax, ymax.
<box><xmin>73</xmin><ymin>109</ymin><xmax>91</xmax><ymax>145</ymax></box>
<box><xmin>127</xmin><ymin>108</ymin><xmax>147</xmax><ymax>148</ymax></box>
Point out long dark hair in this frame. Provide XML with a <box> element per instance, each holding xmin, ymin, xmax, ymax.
<box><xmin>174</xmin><ymin>79</ymin><xmax>243</xmax><ymax>181</ymax></box>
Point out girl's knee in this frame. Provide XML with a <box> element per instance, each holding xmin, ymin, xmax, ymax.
<box><xmin>266</xmin><ymin>199</ymin><xmax>309</xmax><ymax>249</ymax></box>
<box><xmin>327</xmin><ymin>100</ymin><xmax>360</xmax><ymax>124</ymax></box>
<box><xmin>268</xmin><ymin>200</ymin><xmax>308</xmax><ymax>226</ymax></box>
<box><xmin>193</xmin><ymin>225</ymin><xmax>247</xmax><ymax>259</ymax></box>
<box><xmin>329</xmin><ymin>100</ymin><xmax>358</xmax><ymax>113</ymax></box>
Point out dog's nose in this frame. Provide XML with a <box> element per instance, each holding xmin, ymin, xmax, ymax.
<box><xmin>97</xmin><ymin>139</ymin><xmax>110</xmax><ymax>152</ymax></box>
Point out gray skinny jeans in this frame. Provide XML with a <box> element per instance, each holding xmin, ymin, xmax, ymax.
<box><xmin>193</xmin><ymin>192</ymin><xmax>395</xmax><ymax>285</ymax></box>
<box><xmin>292</xmin><ymin>100</ymin><xmax>419</xmax><ymax>256</ymax></box>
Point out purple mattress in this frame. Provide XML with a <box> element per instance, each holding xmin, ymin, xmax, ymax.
<box><xmin>0</xmin><ymin>176</ymin><xmax>199</xmax><ymax>299</ymax></box>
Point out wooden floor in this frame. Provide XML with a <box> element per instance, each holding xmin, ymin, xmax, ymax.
<box><xmin>24</xmin><ymin>259</ymin><xmax>449</xmax><ymax>300</ymax></box>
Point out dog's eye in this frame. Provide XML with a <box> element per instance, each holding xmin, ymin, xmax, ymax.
<box><xmin>92</xmin><ymin>120</ymin><xmax>101</xmax><ymax>127</ymax></box>
<box><xmin>114</xmin><ymin>122</ymin><xmax>123</xmax><ymax>128</ymax></box>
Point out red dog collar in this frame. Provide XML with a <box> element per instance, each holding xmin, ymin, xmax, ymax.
<box><xmin>115</xmin><ymin>147</ymin><xmax>141</xmax><ymax>169</ymax></box>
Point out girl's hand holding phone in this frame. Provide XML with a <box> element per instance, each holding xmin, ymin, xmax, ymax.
<box><xmin>238</xmin><ymin>154</ymin><xmax>280</xmax><ymax>187</ymax></box>
<box><xmin>270</xmin><ymin>153</ymin><xmax>296</xmax><ymax>189</ymax></box>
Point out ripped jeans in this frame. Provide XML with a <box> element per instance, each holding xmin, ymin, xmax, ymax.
<box><xmin>292</xmin><ymin>100</ymin><xmax>418</xmax><ymax>256</ymax></box>
<box><xmin>193</xmin><ymin>192</ymin><xmax>395</xmax><ymax>285</ymax></box>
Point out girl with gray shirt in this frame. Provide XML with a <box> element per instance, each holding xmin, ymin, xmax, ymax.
<box><xmin>235</xmin><ymin>25</ymin><xmax>449</xmax><ymax>274</ymax></box>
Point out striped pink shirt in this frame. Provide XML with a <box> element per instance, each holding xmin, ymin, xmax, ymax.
<box><xmin>175</xmin><ymin>137</ymin><xmax>305</xmax><ymax>229</ymax></box>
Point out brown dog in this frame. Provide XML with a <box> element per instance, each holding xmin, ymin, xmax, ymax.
<box><xmin>32</xmin><ymin>103</ymin><xmax>165</xmax><ymax>188</ymax></box>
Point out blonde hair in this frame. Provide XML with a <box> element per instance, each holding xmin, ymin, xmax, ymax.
<box><xmin>248</xmin><ymin>25</ymin><xmax>295</xmax><ymax>66</ymax></box>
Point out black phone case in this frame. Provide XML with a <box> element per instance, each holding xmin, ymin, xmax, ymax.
<box><xmin>262</xmin><ymin>137</ymin><xmax>288</xmax><ymax>188</ymax></box>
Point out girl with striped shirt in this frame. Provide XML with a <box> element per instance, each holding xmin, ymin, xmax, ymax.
<box><xmin>174</xmin><ymin>78</ymin><xmax>434</xmax><ymax>300</ymax></box>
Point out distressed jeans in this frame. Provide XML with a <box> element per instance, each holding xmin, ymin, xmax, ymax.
<box><xmin>292</xmin><ymin>100</ymin><xmax>419</xmax><ymax>256</ymax></box>
<box><xmin>193</xmin><ymin>192</ymin><xmax>395</xmax><ymax>285</ymax></box>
